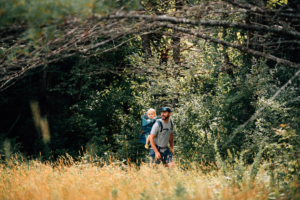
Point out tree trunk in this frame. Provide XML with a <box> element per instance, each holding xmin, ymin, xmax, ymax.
<box><xmin>172</xmin><ymin>35</ymin><xmax>181</xmax><ymax>65</ymax></box>
<box><xmin>172</xmin><ymin>0</ymin><xmax>183</xmax><ymax>65</ymax></box>
<box><xmin>70</xmin><ymin>77</ymin><xmax>83</xmax><ymax>117</ymax></box>
<box><xmin>35</xmin><ymin>67</ymin><xmax>52</xmax><ymax>155</ymax></box>
<box><xmin>141</xmin><ymin>34</ymin><xmax>152</xmax><ymax>57</ymax></box>
<box><xmin>38</xmin><ymin>69</ymin><xmax>52</xmax><ymax>118</ymax></box>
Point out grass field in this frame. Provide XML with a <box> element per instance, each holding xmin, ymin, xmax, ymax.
<box><xmin>0</xmin><ymin>158</ymin><xmax>299</xmax><ymax>200</ymax></box>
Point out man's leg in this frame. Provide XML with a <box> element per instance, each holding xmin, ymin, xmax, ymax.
<box><xmin>149</xmin><ymin>149</ymin><xmax>161</xmax><ymax>166</ymax></box>
<box><xmin>163</xmin><ymin>149</ymin><xmax>175</xmax><ymax>169</ymax></box>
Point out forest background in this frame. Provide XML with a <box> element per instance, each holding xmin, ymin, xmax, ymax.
<box><xmin>0</xmin><ymin>0</ymin><xmax>300</xmax><ymax>198</ymax></box>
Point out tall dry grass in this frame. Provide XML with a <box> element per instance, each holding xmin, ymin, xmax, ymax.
<box><xmin>1</xmin><ymin>158</ymin><xmax>296</xmax><ymax>200</ymax></box>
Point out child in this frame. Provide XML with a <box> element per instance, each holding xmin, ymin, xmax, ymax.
<box><xmin>144</xmin><ymin>108</ymin><xmax>156</xmax><ymax>149</ymax></box>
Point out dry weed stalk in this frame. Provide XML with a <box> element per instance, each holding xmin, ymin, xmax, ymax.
<box><xmin>0</xmin><ymin>159</ymin><xmax>287</xmax><ymax>200</ymax></box>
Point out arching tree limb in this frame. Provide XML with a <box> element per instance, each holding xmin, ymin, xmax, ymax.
<box><xmin>159</xmin><ymin>23</ymin><xmax>300</xmax><ymax>69</ymax></box>
<box><xmin>0</xmin><ymin>27</ymin><xmax>161</xmax><ymax>91</ymax></box>
<box><xmin>107</xmin><ymin>13</ymin><xmax>300</xmax><ymax>39</ymax></box>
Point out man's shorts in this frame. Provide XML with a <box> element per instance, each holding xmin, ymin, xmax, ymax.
<box><xmin>149</xmin><ymin>148</ymin><xmax>174</xmax><ymax>164</ymax></box>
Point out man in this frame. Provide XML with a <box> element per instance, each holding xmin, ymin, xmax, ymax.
<box><xmin>148</xmin><ymin>107</ymin><xmax>175</xmax><ymax>168</ymax></box>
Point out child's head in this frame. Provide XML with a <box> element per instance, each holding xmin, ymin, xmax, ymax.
<box><xmin>147</xmin><ymin>108</ymin><xmax>156</xmax><ymax>119</ymax></box>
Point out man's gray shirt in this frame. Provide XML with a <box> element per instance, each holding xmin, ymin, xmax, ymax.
<box><xmin>150</xmin><ymin>119</ymin><xmax>173</xmax><ymax>148</ymax></box>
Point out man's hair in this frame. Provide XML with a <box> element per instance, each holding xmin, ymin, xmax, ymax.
<box><xmin>147</xmin><ymin>108</ymin><xmax>156</xmax><ymax>115</ymax></box>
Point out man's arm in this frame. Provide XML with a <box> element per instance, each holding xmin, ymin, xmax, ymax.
<box><xmin>149</xmin><ymin>134</ymin><xmax>161</xmax><ymax>159</ymax></box>
<box><xmin>169</xmin><ymin>132</ymin><xmax>174</xmax><ymax>155</ymax></box>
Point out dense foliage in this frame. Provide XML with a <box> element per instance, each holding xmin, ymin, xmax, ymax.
<box><xmin>1</xmin><ymin>0</ymin><xmax>300</xmax><ymax>197</ymax></box>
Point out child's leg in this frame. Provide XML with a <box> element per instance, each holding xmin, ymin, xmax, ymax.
<box><xmin>145</xmin><ymin>135</ymin><xmax>150</xmax><ymax>149</ymax></box>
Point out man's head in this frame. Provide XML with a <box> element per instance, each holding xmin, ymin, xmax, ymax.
<box><xmin>147</xmin><ymin>108</ymin><xmax>156</xmax><ymax>119</ymax></box>
<box><xmin>160</xmin><ymin>107</ymin><xmax>172</xmax><ymax>120</ymax></box>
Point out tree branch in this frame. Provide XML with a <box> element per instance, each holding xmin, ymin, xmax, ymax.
<box><xmin>159</xmin><ymin>23</ymin><xmax>300</xmax><ymax>69</ymax></box>
<box><xmin>0</xmin><ymin>24</ymin><xmax>160</xmax><ymax>91</ymax></box>
<box><xmin>223</xmin><ymin>0</ymin><xmax>300</xmax><ymax>19</ymax></box>
<box><xmin>106</xmin><ymin>13</ymin><xmax>300</xmax><ymax>39</ymax></box>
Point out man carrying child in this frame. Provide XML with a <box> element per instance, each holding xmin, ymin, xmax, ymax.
<box><xmin>148</xmin><ymin>107</ymin><xmax>175</xmax><ymax>168</ymax></box>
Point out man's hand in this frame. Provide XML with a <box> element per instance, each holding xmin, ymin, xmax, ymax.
<box><xmin>155</xmin><ymin>151</ymin><xmax>161</xmax><ymax>159</ymax></box>
<box><xmin>170</xmin><ymin>148</ymin><xmax>174</xmax><ymax>155</ymax></box>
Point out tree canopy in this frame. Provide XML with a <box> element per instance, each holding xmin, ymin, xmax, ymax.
<box><xmin>1</xmin><ymin>0</ymin><xmax>300</xmax><ymax>89</ymax></box>
<box><xmin>0</xmin><ymin>0</ymin><xmax>300</xmax><ymax>189</ymax></box>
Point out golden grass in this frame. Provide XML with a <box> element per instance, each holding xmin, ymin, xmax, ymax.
<box><xmin>0</xmin><ymin>159</ymin><xmax>291</xmax><ymax>200</ymax></box>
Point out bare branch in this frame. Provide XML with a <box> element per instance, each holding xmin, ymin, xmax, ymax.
<box><xmin>223</xmin><ymin>0</ymin><xmax>300</xmax><ymax>18</ymax></box>
<box><xmin>106</xmin><ymin>13</ymin><xmax>300</xmax><ymax>39</ymax></box>
<box><xmin>88</xmin><ymin>28</ymin><xmax>162</xmax><ymax>57</ymax></box>
<box><xmin>0</xmin><ymin>23</ymin><xmax>160</xmax><ymax>91</ymax></box>
<box><xmin>159</xmin><ymin>23</ymin><xmax>300</xmax><ymax>69</ymax></box>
